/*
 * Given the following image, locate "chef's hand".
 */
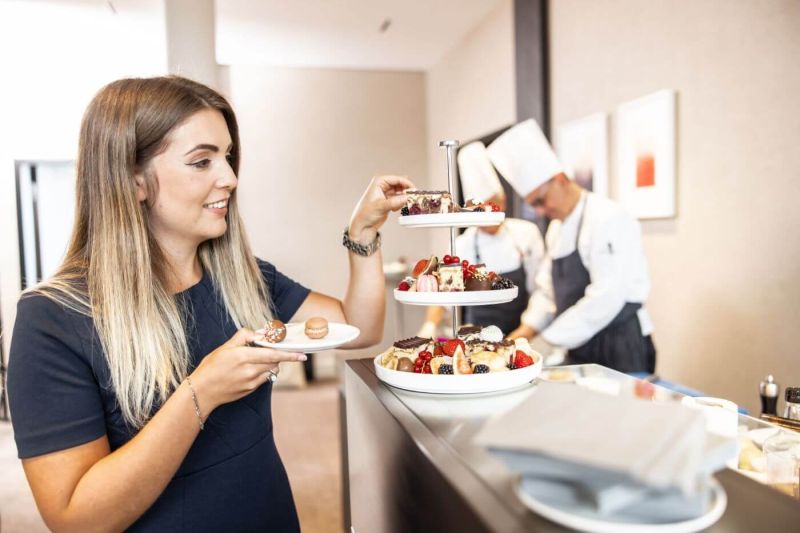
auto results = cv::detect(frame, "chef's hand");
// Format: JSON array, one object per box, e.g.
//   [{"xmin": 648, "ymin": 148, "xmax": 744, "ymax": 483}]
[
  {"xmin": 417, "ymin": 320, "xmax": 438, "ymax": 339},
  {"xmin": 348, "ymin": 175, "xmax": 415, "ymax": 243},
  {"xmin": 530, "ymin": 335, "xmax": 556, "ymax": 358},
  {"xmin": 507, "ymin": 324, "xmax": 537, "ymax": 340}
]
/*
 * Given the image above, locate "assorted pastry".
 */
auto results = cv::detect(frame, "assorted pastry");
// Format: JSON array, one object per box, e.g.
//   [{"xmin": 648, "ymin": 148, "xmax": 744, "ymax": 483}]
[
  {"xmin": 377, "ymin": 325, "xmax": 538, "ymax": 375},
  {"xmin": 304, "ymin": 316, "xmax": 329, "ymax": 339},
  {"xmin": 396, "ymin": 255, "xmax": 515, "ymax": 292},
  {"xmin": 259, "ymin": 316, "xmax": 330, "ymax": 343},
  {"xmin": 261, "ymin": 319, "xmax": 287, "ymax": 343},
  {"xmin": 400, "ymin": 189, "xmax": 501, "ymax": 216}
]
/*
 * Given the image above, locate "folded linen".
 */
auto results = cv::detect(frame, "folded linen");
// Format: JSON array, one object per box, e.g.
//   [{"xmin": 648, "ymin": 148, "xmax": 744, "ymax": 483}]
[{"xmin": 473, "ymin": 381, "xmax": 733, "ymax": 494}]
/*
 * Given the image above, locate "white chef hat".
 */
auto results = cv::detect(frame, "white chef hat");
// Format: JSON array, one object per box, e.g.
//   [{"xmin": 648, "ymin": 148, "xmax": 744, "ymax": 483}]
[
  {"xmin": 457, "ymin": 141, "xmax": 504, "ymax": 202},
  {"xmin": 487, "ymin": 119, "xmax": 564, "ymax": 197}
]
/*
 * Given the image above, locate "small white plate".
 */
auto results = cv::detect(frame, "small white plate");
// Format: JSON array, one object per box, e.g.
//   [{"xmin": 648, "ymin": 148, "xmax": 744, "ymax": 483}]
[
  {"xmin": 515, "ymin": 476, "xmax": 727, "ymax": 533},
  {"xmin": 393, "ymin": 287, "xmax": 518, "ymax": 306},
  {"xmin": 398, "ymin": 212, "xmax": 505, "ymax": 228},
  {"xmin": 374, "ymin": 352, "xmax": 542, "ymax": 395},
  {"xmin": 253, "ymin": 322, "xmax": 360, "ymax": 353}
]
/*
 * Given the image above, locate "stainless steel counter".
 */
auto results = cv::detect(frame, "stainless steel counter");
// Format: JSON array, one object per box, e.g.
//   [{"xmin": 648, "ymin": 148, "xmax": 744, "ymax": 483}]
[{"xmin": 343, "ymin": 359, "xmax": 800, "ymax": 532}]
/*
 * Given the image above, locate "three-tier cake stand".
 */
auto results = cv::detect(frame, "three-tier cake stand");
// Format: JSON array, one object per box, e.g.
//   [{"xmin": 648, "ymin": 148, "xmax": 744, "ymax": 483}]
[{"xmin": 393, "ymin": 139, "xmax": 518, "ymax": 338}]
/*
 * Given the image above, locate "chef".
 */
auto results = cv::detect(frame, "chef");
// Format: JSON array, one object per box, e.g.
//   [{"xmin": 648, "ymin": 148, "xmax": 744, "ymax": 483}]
[
  {"xmin": 489, "ymin": 119, "xmax": 656, "ymax": 373},
  {"xmin": 419, "ymin": 141, "xmax": 544, "ymax": 337}
]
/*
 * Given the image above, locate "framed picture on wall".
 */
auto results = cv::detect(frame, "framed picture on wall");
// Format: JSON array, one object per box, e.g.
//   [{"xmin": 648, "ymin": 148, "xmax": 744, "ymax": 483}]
[
  {"xmin": 555, "ymin": 112, "xmax": 609, "ymax": 197},
  {"xmin": 614, "ymin": 89, "xmax": 677, "ymax": 219}
]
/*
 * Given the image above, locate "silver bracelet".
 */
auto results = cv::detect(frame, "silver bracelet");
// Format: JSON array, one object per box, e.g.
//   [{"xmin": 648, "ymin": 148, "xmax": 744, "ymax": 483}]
[
  {"xmin": 342, "ymin": 227, "xmax": 381, "ymax": 256},
  {"xmin": 185, "ymin": 376, "xmax": 205, "ymax": 431}
]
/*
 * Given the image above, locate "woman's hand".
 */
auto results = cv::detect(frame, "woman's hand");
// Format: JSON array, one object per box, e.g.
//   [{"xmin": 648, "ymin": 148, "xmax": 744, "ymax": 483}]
[
  {"xmin": 189, "ymin": 328, "xmax": 306, "ymax": 416},
  {"xmin": 348, "ymin": 175, "xmax": 415, "ymax": 243}
]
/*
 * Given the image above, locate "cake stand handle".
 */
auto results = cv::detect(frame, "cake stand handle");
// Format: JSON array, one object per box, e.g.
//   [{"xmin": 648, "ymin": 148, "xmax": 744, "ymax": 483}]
[{"xmin": 440, "ymin": 139, "xmax": 460, "ymax": 338}]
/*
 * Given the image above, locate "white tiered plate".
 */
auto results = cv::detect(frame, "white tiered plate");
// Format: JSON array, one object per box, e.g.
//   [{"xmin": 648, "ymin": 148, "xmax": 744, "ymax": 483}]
[
  {"xmin": 393, "ymin": 287, "xmax": 518, "ymax": 306},
  {"xmin": 398, "ymin": 212, "xmax": 505, "ymax": 228},
  {"xmin": 515, "ymin": 476, "xmax": 727, "ymax": 533},
  {"xmin": 374, "ymin": 352, "xmax": 542, "ymax": 394},
  {"xmin": 253, "ymin": 322, "xmax": 360, "ymax": 353}
]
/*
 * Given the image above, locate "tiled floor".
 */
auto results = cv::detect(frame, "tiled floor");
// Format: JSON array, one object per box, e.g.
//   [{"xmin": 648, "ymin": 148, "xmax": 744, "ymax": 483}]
[{"xmin": 0, "ymin": 380, "xmax": 343, "ymax": 532}]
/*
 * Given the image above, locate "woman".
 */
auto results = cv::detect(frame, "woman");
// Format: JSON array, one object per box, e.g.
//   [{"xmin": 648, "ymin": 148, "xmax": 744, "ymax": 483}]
[{"xmin": 8, "ymin": 76, "xmax": 411, "ymax": 532}]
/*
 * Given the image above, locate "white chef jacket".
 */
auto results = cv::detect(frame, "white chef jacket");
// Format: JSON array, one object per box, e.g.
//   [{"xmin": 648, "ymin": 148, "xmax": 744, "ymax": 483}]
[
  {"xmin": 455, "ymin": 218, "xmax": 545, "ymax": 295},
  {"xmin": 520, "ymin": 191, "xmax": 654, "ymax": 349}
]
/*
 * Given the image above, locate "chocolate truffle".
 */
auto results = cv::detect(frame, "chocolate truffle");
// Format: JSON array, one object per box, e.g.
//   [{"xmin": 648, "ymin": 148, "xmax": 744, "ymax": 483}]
[
  {"xmin": 263, "ymin": 319, "xmax": 287, "ymax": 343},
  {"xmin": 465, "ymin": 275, "xmax": 492, "ymax": 291},
  {"xmin": 396, "ymin": 357, "xmax": 415, "ymax": 372}
]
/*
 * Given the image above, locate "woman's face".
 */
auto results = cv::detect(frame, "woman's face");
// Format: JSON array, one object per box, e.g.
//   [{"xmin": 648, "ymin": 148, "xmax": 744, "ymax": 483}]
[{"xmin": 137, "ymin": 109, "xmax": 237, "ymax": 252}]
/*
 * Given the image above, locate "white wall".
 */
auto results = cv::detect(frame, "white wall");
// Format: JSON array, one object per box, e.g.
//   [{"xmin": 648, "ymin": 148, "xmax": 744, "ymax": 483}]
[
  {"xmin": 549, "ymin": 0, "xmax": 800, "ymax": 414},
  {"xmin": 425, "ymin": 0, "xmax": 516, "ymax": 254},
  {"xmin": 0, "ymin": 0, "xmax": 167, "ymax": 355},
  {"xmin": 223, "ymin": 65, "xmax": 429, "ymax": 354}
]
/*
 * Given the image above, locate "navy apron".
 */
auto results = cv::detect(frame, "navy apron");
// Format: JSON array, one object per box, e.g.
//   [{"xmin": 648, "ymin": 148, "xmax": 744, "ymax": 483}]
[
  {"xmin": 552, "ymin": 197, "xmax": 656, "ymax": 373},
  {"xmin": 463, "ymin": 227, "xmax": 530, "ymax": 336}
]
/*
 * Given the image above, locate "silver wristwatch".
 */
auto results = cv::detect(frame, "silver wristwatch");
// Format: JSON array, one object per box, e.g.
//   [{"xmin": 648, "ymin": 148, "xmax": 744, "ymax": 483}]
[{"xmin": 342, "ymin": 227, "xmax": 381, "ymax": 256}]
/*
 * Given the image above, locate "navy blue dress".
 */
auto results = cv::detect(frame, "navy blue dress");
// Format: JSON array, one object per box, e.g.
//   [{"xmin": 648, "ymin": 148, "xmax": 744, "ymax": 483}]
[{"xmin": 8, "ymin": 260, "xmax": 310, "ymax": 532}]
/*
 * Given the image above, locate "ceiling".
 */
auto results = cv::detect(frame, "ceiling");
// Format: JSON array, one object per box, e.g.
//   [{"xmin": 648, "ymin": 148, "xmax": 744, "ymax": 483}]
[
  {"xmin": 214, "ymin": 0, "xmax": 506, "ymax": 71},
  {"xmin": 13, "ymin": 0, "xmax": 506, "ymax": 72}
]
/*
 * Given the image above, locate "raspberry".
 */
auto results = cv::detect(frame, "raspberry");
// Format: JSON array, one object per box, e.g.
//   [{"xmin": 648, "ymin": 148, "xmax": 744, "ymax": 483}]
[
  {"xmin": 473, "ymin": 364, "xmax": 490, "ymax": 374},
  {"xmin": 400, "ymin": 206, "xmax": 409, "ymax": 216},
  {"xmin": 442, "ymin": 339, "xmax": 465, "ymax": 356},
  {"xmin": 513, "ymin": 350, "xmax": 534, "ymax": 369},
  {"xmin": 409, "ymin": 204, "xmax": 422, "ymax": 215},
  {"xmin": 438, "ymin": 364, "xmax": 453, "ymax": 375},
  {"xmin": 398, "ymin": 281, "xmax": 411, "ymax": 291}
]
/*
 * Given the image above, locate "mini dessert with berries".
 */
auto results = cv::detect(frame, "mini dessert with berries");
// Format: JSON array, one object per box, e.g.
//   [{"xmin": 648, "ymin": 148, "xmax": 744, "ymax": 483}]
[
  {"xmin": 395, "ymin": 255, "xmax": 515, "ymax": 293},
  {"xmin": 377, "ymin": 328, "xmax": 539, "ymax": 378},
  {"xmin": 401, "ymin": 191, "xmax": 505, "ymax": 217},
  {"xmin": 403, "ymin": 190, "xmax": 454, "ymax": 215}
]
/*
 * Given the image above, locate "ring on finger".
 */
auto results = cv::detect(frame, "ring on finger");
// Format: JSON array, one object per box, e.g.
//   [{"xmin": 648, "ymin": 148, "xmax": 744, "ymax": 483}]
[{"xmin": 266, "ymin": 369, "xmax": 279, "ymax": 383}]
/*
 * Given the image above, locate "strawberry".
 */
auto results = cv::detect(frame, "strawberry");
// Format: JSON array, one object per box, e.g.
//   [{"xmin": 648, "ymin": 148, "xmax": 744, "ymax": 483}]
[
  {"xmin": 442, "ymin": 339, "xmax": 465, "ymax": 356},
  {"xmin": 513, "ymin": 350, "xmax": 534, "ymax": 369},
  {"xmin": 434, "ymin": 345, "xmax": 444, "ymax": 356}
]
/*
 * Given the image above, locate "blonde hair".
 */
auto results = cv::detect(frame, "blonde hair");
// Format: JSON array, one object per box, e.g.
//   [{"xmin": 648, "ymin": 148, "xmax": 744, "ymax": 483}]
[{"xmin": 29, "ymin": 76, "xmax": 271, "ymax": 428}]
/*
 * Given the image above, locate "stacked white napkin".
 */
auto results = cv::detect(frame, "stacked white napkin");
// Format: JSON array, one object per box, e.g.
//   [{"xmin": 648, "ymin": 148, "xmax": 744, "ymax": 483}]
[{"xmin": 473, "ymin": 381, "xmax": 736, "ymax": 518}]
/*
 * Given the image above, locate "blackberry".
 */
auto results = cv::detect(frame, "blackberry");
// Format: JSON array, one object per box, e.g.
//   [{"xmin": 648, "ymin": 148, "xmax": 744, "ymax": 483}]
[
  {"xmin": 400, "ymin": 206, "xmax": 409, "ymax": 216},
  {"xmin": 438, "ymin": 364, "xmax": 454, "ymax": 375},
  {"xmin": 492, "ymin": 276, "xmax": 514, "ymax": 290},
  {"xmin": 473, "ymin": 364, "xmax": 490, "ymax": 374}
]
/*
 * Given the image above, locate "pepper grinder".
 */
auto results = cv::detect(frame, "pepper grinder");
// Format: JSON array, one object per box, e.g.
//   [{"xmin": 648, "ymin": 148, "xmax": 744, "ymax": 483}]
[
  {"xmin": 760, "ymin": 375, "xmax": 779, "ymax": 416},
  {"xmin": 784, "ymin": 387, "xmax": 800, "ymax": 421}
]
